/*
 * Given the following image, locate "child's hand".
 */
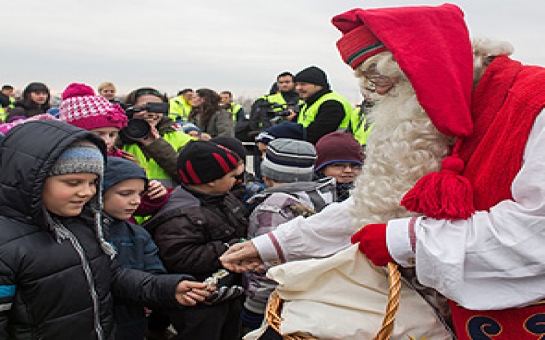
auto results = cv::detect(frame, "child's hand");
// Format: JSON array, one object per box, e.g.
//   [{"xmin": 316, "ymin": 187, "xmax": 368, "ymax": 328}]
[
  {"xmin": 175, "ymin": 281, "xmax": 211, "ymax": 306},
  {"xmin": 145, "ymin": 180, "xmax": 168, "ymax": 200}
]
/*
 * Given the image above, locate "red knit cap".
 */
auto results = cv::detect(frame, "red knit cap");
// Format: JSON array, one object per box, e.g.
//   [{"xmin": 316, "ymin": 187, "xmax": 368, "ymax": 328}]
[
  {"xmin": 59, "ymin": 83, "xmax": 128, "ymax": 131},
  {"xmin": 332, "ymin": 3, "xmax": 473, "ymax": 138},
  {"xmin": 333, "ymin": 10, "xmax": 387, "ymax": 69},
  {"xmin": 314, "ymin": 132, "xmax": 364, "ymax": 172}
]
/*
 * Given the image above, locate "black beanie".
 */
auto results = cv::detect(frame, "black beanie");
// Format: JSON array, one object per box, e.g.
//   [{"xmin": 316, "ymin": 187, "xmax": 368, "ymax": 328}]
[
  {"xmin": 294, "ymin": 66, "xmax": 330, "ymax": 89},
  {"xmin": 210, "ymin": 136, "xmax": 246, "ymax": 159},
  {"xmin": 177, "ymin": 140, "xmax": 241, "ymax": 184}
]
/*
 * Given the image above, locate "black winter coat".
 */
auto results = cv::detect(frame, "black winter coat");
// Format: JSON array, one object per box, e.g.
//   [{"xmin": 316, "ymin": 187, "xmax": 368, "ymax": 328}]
[
  {"xmin": 144, "ymin": 185, "xmax": 248, "ymax": 281},
  {"xmin": 0, "ymin": 121, "xmax": 188, "ymax": 340}
]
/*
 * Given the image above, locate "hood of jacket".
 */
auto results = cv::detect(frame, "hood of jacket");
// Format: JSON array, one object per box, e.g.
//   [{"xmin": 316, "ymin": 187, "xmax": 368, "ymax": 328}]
[
  {"xmin": 249, "ymin": 177, "xmax": 336, "ymax": 213},
  {"xmin": 0, "ymin": 120, "xmax": 107, "ymax": 227}
]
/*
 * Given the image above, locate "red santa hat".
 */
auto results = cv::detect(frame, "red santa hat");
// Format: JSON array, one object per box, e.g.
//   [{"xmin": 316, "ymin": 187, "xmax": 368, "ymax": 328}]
[{"xmin": 332, "ymin": 4, "xmax": 476, "ymax": 219}]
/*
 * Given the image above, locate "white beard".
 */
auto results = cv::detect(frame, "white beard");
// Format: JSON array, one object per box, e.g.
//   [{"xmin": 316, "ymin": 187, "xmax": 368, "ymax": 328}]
[{"xmin": 350, "ymin": 71, "xmax": 453, "ymax": 230}]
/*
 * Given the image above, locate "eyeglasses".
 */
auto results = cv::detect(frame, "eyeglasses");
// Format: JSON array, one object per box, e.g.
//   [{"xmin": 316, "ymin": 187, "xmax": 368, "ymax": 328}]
[
  {"xmin": 361, "ymin": 69, "xmax": 395, "ymax": 87},
  {"xmin": 136, "ymin": 89, "xmax": 163, "ymax": 98},
  {"xmin": 329, "ymin": 163, "xmax": 363, "ymax": 171}
]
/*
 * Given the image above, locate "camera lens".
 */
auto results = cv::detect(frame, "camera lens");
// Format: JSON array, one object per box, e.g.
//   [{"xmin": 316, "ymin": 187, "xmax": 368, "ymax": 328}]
[{"xmin": 121, "ymin": 119, "xmax": 151, "ymax": 140}]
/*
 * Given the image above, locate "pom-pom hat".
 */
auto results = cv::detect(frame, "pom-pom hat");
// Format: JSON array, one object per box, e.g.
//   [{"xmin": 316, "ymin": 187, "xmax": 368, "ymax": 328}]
[{"xmin": 59, "ymin": 83, "xmax": 128, "ymax": 131}]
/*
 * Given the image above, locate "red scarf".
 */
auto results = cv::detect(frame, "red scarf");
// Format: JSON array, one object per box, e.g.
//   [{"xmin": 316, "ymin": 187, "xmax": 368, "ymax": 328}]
[{"xmin": 450, "ymin": 56, "xmax": 545, "ymax": 339}]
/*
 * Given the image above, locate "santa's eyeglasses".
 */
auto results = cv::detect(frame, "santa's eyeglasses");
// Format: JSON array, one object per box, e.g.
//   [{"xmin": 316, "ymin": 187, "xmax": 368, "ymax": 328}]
[{"xmin": 361, "ymin": 69, "xmax": 396, "ymax": 87}]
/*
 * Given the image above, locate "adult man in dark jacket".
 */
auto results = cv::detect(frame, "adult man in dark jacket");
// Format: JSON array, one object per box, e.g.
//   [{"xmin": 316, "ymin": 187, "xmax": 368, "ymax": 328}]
[
  {"xmin": 0, "ymin": 120, "xmax": 209, "ymax": 340},
  {"xmin": 248, "ymin": 72, "xmax": 302, "ymax": 134},
  {"xmin": 294, "ymin": 66, "xmax": 353, "ymax": 144}
]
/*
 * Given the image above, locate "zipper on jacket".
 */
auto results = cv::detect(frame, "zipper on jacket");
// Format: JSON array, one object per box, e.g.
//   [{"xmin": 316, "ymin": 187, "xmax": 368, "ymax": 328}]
[{"xmin": 59, "ymin": 224, "xmax": 105, "ymax": 340}]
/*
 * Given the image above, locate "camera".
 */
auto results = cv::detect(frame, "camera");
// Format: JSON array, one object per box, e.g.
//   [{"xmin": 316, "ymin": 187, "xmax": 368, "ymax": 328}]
[
  {"xmin": 264, "ymin": 103, "xmax": 301, "ymax": 124},
  {"xmin": 120, "ymin": 119, "xmax": 151, "ymax": 141},
  {"xmin": 124, "ymin": 102, "xmax": 170, "ymax": 118},
  {"xmin": 121, "ymin": 102, "xmax": 170, "ymax": 141},
  {"xmin": 259, "ymin": 102, "xmax": 302, "ymax": 124}
]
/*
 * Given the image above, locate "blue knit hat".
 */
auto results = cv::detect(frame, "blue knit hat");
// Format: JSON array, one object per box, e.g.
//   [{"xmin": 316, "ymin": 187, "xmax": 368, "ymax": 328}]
[
  {"xmin": 103, "ymin": 157, "xmax": 148, "ymax": 193},
  {"xmin": 182, "ymin": 122, "xmax": 202, "ymax": 135},
  {"xmin": 255, "ymin": 122, "xmax": 306, "ymax": 145}
]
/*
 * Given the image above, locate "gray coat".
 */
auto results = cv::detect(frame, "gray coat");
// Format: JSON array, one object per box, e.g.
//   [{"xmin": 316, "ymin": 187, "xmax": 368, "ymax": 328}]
[{"xmin": 190, "ymin": 109, "xmax": 234, "ymax": 138}]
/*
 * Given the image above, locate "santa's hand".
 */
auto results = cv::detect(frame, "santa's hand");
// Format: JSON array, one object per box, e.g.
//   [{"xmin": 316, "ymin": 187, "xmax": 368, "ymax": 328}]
[
  {"xmin": 351, "ymin": 223, "xmax": 394, "ymax": 266},
  {"xmin": 219, "ymin": 241, "xmax": 265, "ymax": 273}
]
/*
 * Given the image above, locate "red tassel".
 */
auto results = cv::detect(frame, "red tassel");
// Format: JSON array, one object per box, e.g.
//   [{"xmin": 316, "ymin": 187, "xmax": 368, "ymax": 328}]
[{"xmin": 401, "ymin": 141, "xmax": 475, "ymax": 220}]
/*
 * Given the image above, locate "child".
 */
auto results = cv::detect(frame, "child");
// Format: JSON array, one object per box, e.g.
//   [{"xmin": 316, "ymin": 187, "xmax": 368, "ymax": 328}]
[
  {"xmin": 241, "ymin": 138, "xmax": 337, "ymax": 332},
  {"xmin": 314, "ymin": 131, "xmax": 364, "ymax": 201},
  {"xmin": 102, "ymin": 157, "xmax": 168, "ymax": 340},
  {"xmin": 253, "ymin": 121, "xmax": 306, "ymax": 181},
  {"xmin": 0, "ymin": 120, "xmax": 210, "ymax": 340},
  {"xmin": 210, "ymin": 135, "xmax": 265, "ymax": 212},
  {"xmin": 254, "ymin": 121, "xmax": 306, "ymax": 158},
  {"xmin": 59, "ymin": 82, "xmax": 170, "ymax": 222},
  {"xmin": 144, "ymin": 140, "xmax": 248, "ymax": 340}
]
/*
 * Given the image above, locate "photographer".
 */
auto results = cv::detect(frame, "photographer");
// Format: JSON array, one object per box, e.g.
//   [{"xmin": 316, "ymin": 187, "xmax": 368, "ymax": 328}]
[
  {"xmin": 248, "ymin": 72, "xmax": 303, "ymax": 134},
  {"xmin": 248, "ymin": 72, "xmax": 303, "ymax": 180},
  {"xmin": 116, "ymin": 87, "xmax": 193, "ymax": 189}
]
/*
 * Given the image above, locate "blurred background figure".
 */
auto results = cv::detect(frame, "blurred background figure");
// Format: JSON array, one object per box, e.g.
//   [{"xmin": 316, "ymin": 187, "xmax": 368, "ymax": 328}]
[
  {"xmin": 188, "ymin": 88, "xmax": 233, "ymax": 138},
  {"xmin": 98, "ymin": 81, "xmax": 124, "ymax": 107},
  {"xmin": 220, "ymin": 90, "xmax": 246, "ymax": 123},
  {"xmin": 169, "ymin": 88, "xmax": 193, "ymax": 123},
  {"xmin": 13, "ymin": 82, "xmax": 51, "ymax": 117}
]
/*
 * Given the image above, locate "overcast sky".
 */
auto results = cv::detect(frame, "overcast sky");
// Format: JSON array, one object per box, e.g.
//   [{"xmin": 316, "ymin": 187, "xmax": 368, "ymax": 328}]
[{"xmin": 3, "ymin": 1, "xmax": 544, "ymax": 103}]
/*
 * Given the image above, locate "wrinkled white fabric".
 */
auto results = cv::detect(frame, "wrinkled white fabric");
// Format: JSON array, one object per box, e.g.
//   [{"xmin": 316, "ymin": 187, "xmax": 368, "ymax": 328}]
[{"xmin": 387, "ymin": 111, "xmax": 545, "ymax": 309}]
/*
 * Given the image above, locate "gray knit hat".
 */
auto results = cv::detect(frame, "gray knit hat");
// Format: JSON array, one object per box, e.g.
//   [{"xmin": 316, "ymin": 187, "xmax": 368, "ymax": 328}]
[
  {"xmin": 49, "ymin": 144, "xmax": 104, "ymax": 177},
  {"xmin": 48, "ymin": 142, "xmax": 115, "ymax": 259},
  {"xmin": 261, "ymin": 138, "xmax": 316, "ymax": 182}
]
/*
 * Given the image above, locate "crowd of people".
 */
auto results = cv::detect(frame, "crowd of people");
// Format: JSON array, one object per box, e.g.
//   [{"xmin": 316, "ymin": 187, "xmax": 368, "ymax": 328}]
[
  {"xmin": 1, "ymin": 3, "xmax": 545, "ymax": 340},
  {"xmin": 0, "ymin": 60, "xmax": 365, "ymax": 339}
]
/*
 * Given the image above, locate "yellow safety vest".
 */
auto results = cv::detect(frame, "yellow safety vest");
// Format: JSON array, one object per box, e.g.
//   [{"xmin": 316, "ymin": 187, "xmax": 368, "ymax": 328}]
[
  {"xmin": 350, "ymin": 106, "xmax": 374, "ymax": 145},
  {"xmin": 122, "ymin": 131, "xmax": 192, "ymax": 189},
  {"xmin": 0, "ymin": 97, "xmax": 15, "ymax": 121},
  {"xmin": 228, "ymin": 102, "xmax": 243, "ymax": 121},
  {"xmin": 297, "ymin": 92, "xmax": 352, "ymax": 129},
  {"xmin": 169, "ymin": 96, "xmax": 192, "ymax": 122}
]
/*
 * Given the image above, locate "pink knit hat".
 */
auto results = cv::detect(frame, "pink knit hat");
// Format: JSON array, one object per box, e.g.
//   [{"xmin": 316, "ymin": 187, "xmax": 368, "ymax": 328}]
[{"xmin": 59, "ymin": 83, "xmax": 128, "ymax": 131}]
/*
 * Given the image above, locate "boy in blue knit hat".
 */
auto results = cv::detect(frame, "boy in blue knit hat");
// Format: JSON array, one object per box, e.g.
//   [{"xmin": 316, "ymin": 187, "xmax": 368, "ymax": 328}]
[{"xmin": 102, "ymin": 156, "xmax": 170, "ymax": 340}]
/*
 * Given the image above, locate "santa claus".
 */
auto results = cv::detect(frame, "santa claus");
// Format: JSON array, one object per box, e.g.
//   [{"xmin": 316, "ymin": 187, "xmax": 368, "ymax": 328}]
[{"xmin": 221, "ymin": 4, "xmax": 545, "ymax": 339}]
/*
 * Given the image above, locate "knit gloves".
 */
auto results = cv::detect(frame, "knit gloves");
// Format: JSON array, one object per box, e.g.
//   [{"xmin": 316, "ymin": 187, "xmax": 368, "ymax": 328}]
[
  {"xmin": 205, "ymin": 285, "xmax": 244, "ymax": 304},
  {"xmin": 351, "ymin": 223, "xmax": 394, "ymax": 266}
]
